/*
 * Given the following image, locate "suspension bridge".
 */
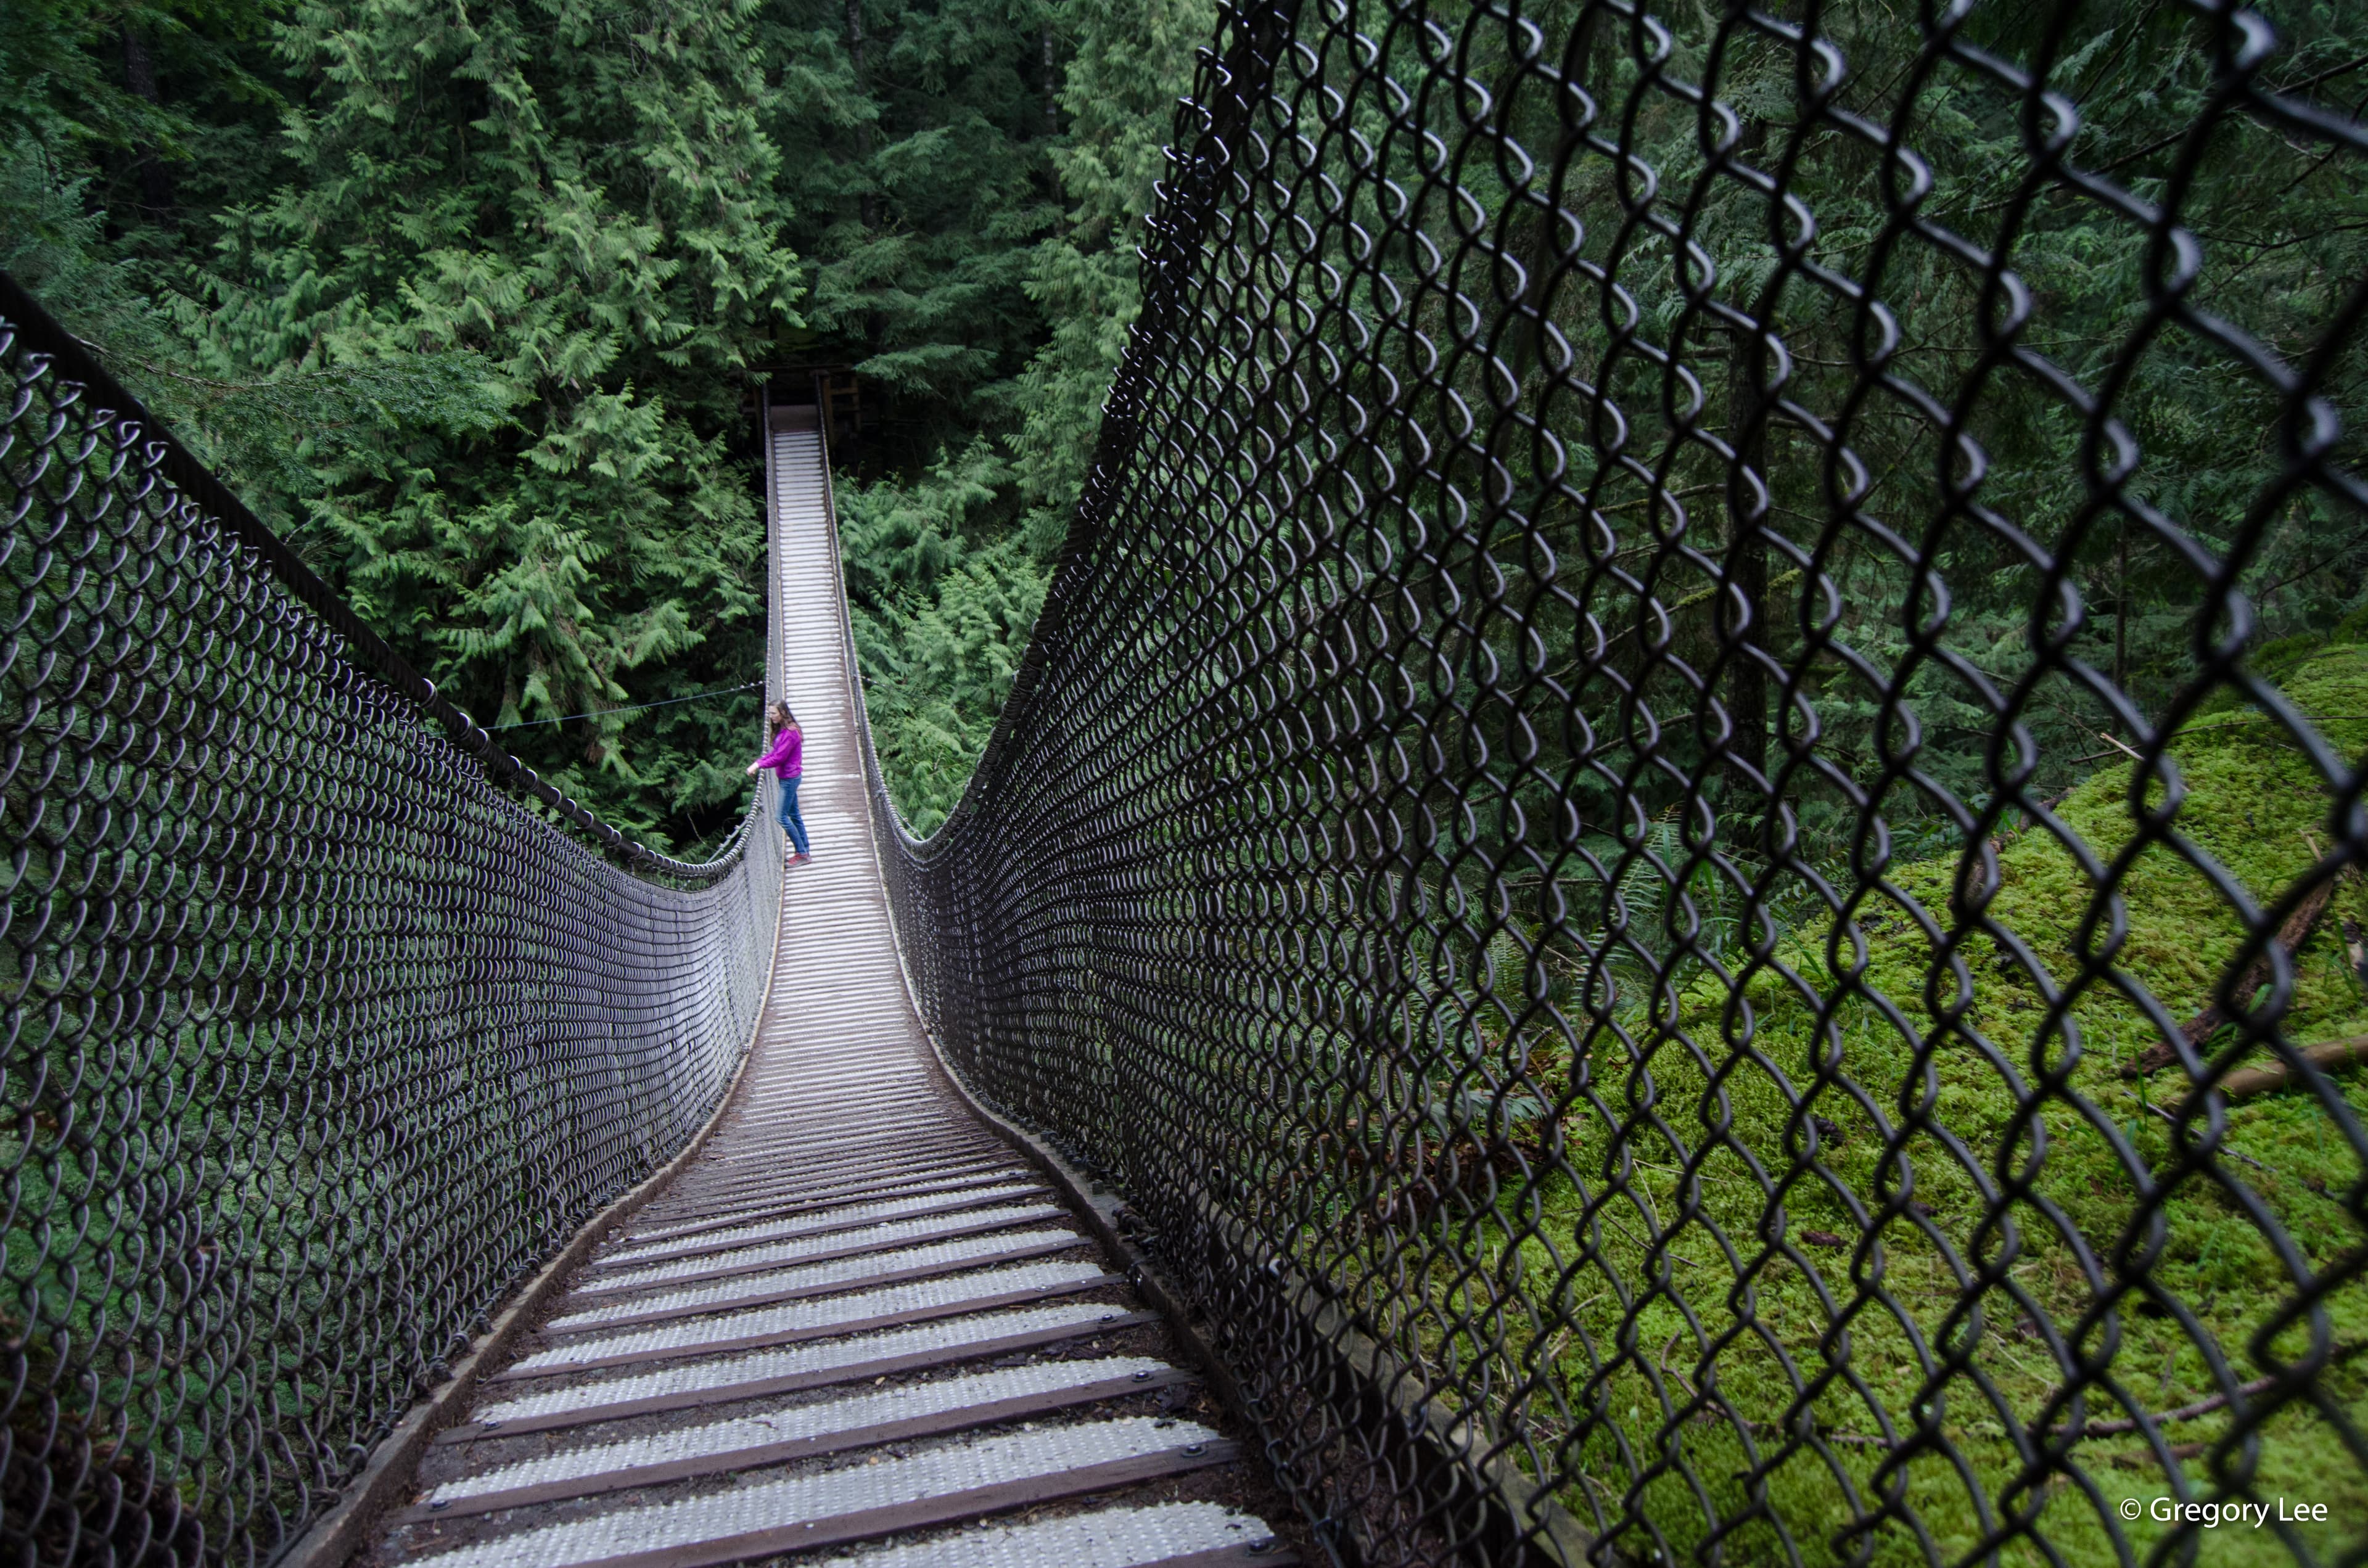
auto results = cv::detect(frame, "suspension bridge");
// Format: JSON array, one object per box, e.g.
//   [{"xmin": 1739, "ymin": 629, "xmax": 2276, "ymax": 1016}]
[
  {"xmin": 327, "ymin": 406, "xmax": 1293, "ymax": 1567},
  {"xmin": 5, "ymin": 1, "xmax": 2367, "ymax": 1565}
]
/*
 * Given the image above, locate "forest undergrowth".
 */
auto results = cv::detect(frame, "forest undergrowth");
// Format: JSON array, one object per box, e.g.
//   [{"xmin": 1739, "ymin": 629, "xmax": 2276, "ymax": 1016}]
[{"xmin": 1370, "ymin": 633, "xmax": 2368, "ymax": 1566}]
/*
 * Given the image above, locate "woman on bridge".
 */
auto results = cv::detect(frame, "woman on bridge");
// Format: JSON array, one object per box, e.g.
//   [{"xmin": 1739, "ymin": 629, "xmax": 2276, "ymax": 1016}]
[{"xmin": 746, "ymin": 701, "xmax": 811, "ymax": 864}]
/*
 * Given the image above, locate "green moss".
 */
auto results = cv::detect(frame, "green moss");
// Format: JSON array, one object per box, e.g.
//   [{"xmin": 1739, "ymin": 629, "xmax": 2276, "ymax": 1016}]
[{"xmin": 1418, "ymin": 641, "xmax": 2368, "ymax": 1566}]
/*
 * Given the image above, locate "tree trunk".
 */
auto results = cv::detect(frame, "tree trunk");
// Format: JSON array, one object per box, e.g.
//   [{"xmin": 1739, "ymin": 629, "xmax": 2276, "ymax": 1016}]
[
  {"xmin": 847, "ymin": 0, "xmax": 875, "ymax": 229},
  {"xmin": 1043, "ymin": 27, "xmax": 1059, "ymax": 139},
  {"xmin": 1722, "ymin": 117, "xmax": 1774, "ymax": 792},
  {"xmin": 1505, "ymin": 9, "xmax": 1601, "ymax": 388},
  {"xmin": 121, "ymin": 31, "xmax": 177, "ymax": 222}
]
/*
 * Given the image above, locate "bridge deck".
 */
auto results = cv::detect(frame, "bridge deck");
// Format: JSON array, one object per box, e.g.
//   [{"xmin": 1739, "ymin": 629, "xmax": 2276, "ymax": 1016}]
[{"xmin": 364, "ymin": 415, "xmax": 1293, "ymax": 1568}]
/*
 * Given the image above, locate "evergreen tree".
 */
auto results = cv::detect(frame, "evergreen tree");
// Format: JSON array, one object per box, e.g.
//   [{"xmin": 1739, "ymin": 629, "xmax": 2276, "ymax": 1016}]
[
  {"xmin": 187, "ymin": 0, "xmax": 804, "ymax": 845},
  {"xmin": 839, "ymin": 441, "xmax": 1045, "ymax": 831},
  {"xmin": 0, "ymin": 0, "xmax": 1214, "ymax": 843},
  {"xmin": 1, "ymin": 0, "xmax": 508, "ymax": 515},
  {"xmin": 10, "ymin": 0, "xmax": 2358, "ymax": 862},
  {"xmin": 1008, "ymin": 0, "xmax": 1212, "ymax": 555},
  {"xmin": 757, "ymin": 0, "xmax": 1063, "ymax": 452},
  {"xmin": 4, "ymin": 0, "xmax": 805, "ymax": 851},
  {"xmin": 800, "ymin": 0, "xmax": 1211, "ymax": 827}
]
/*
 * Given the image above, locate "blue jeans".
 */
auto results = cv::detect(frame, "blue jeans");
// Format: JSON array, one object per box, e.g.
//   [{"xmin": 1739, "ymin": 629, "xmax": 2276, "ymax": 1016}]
[{"xmin": 777, "ymin": 776, "xmax": 810, "ymax": 856}]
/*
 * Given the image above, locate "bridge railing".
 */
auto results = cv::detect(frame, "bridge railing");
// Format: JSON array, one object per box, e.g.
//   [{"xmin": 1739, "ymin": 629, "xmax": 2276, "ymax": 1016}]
[
  {"xmin": 864, "ymin": 1, "xmax": 2368, "ymax": 1564},
  {"xmin": 0, "ymin": 276, "xmax": 783, "ymax": 1567}
]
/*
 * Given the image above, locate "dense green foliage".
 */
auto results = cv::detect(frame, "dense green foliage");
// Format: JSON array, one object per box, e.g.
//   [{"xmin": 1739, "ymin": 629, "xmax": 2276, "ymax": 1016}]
[
  {"xmin": 1319, "ymin": 0, "xmax": 2368, "ymax": 876},
  {"xmin": 0, "ymin": 0, "xmax": 1203, "ymax": 843},
  {"xmin": 757, "ymin": 0, "xmax": 1211, "ymax": 831},
  {"xmin": 6, "ymin": 0, "xmax": 800, "ymax": 848},
  {"xmin": 7, "ymin": 0, "xmax": 2358, "ymax": 843}
]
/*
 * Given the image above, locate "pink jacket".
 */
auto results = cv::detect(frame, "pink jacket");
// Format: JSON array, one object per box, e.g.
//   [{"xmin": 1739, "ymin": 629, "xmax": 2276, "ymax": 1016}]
[{"xmin": 754, "ymin": 726, "xmax": 804, "ymax": 779}]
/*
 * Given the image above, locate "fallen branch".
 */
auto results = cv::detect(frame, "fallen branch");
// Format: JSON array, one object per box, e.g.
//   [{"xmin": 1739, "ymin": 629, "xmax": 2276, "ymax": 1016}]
[
  {"xmin": 2213, "ymin": 1033, "xmax": 2368, "ymax": 1100},
  {"xmin": 2129, "ymin": 880, "xmax": 2333, "ymax": 1076},
  {"xmin": 2050, "ymin": 1377, "xmax": 2277, "ymax": 1439},
  {"xmin": 2048, "ymin": 1342, "xmax": 2362, "ymax": 1439}
]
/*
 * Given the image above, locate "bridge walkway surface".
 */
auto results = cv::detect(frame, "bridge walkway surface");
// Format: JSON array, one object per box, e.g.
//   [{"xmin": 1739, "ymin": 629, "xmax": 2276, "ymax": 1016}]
[{"xmin": 361, "ymin": 411, "xmax": 1297, "ymax": 1568}]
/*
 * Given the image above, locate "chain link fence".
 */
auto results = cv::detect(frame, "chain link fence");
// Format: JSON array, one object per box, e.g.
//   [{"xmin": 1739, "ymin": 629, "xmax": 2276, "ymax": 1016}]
[
  {"xmin": 870, "ymin": 0, "xmax": 2368, "ymax": 1562},
  {"xmin": 0, "ymin": 276, "xmax": 782, "ymax": 1567}
]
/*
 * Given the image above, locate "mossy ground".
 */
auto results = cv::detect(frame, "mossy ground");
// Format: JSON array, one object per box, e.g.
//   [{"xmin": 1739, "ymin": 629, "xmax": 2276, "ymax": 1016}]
[{"xmin": 1374, "ymin": 642, "xmax": 2368, "ymax": 1566}]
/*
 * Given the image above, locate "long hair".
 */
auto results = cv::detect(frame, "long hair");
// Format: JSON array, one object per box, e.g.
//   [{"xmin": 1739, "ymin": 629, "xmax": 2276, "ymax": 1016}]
[{"xmin": 768, "ymin": 700, "xmax": 798, "ymax": 735}]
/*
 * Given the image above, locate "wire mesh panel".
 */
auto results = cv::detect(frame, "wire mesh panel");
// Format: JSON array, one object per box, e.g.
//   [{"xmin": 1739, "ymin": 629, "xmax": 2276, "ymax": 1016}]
[
  {"xmin": 868, "ymin": 0, "xmax": 2368, "ymax": 1562},
  {"xmin": 0, "ymin": 279, "xmax": 783, "ymax": 1567}
]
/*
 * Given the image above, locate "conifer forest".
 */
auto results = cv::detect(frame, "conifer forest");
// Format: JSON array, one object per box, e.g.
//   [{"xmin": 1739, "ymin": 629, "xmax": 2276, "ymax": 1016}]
[
  {"xmin": 2, "ymin": 0, "xmax": 1211, "ymax": 846},
  {"xmin": 4, "ymin": 0, "xmax": 2362, "ymax": 853},
  {"xmin": 6, "ymin": 0, "xmax": 2368, "ymax": 1556}
]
